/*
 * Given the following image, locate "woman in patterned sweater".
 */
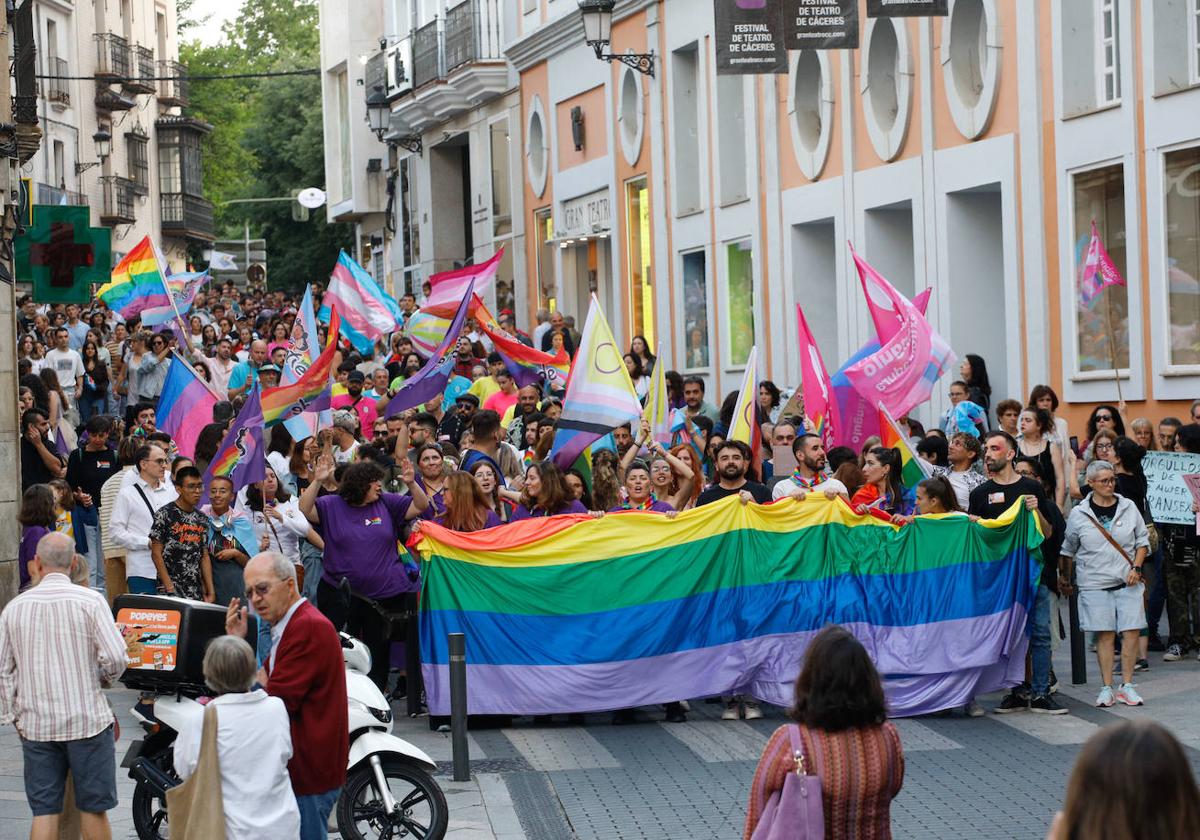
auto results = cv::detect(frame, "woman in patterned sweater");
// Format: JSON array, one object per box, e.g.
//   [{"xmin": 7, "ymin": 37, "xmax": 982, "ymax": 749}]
[{"xmin": 743, "ymin": 626, "xmax": 905, "ymax": 839}]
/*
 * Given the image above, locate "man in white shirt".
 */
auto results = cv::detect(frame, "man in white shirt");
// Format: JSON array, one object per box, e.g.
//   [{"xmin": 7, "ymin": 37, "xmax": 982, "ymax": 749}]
[
  {"xmin": 330, "ymin": 410, "xmax": 360, "ymax": 464},
  {"xmin": 44, "ymin": 327, "xmax": 84, "ymax": 412},
  {"xmin": 198, "ymin": 337, "xmax": 237, "ymax": 398},
  {"xmin": 107, "ymin": 443, "xmax": 178, "ymax": 593},
  {"xmin": 0, "ymin": 532, "xmax": 129, "ymax": 839},
  {"xmin": 772, "ymin": 434, "xmax": 849, "ymax": 501}
]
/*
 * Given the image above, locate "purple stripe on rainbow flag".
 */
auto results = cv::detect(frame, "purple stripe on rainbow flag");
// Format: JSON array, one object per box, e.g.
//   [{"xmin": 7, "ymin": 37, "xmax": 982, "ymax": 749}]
[{"xmin": 422, "ymin": 609, "xmax": 1030, "ymax": 718}]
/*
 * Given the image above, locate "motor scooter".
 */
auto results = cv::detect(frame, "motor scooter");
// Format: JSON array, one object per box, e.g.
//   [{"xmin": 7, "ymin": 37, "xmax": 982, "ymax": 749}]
[{"xmin": 123, "ymin": 632, "xmax": 447, "ymax": 839}]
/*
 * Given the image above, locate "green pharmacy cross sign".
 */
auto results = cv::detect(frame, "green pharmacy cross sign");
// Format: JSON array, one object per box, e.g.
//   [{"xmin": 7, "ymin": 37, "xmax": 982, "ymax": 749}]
[{"xmin": 15, "ymin": 205, "xmax": 112, "ymax": 304}]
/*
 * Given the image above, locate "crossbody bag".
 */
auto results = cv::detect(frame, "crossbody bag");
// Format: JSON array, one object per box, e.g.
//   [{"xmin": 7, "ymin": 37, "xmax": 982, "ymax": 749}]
[{"xmin": 1083, "ymin": 511, "xmax": 1137, "ymax": 591}]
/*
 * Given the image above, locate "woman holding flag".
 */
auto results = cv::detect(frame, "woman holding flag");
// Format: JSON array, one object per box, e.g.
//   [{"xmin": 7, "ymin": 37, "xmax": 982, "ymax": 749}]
[{"xmin": 851, "ymin": 448, "xmax": 916, "ymax": 519}]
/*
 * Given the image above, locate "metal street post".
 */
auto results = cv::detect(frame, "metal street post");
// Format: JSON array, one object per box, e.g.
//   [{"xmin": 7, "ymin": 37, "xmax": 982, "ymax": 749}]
[{"xmin": 448, "ymin": 632, "xmax": 469, "ymax": 781}]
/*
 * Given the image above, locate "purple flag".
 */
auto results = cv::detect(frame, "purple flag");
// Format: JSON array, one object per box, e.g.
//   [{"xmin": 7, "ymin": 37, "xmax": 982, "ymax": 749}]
[
  {"xmin": 385, "ymin": 281, "xmax": 473, "ymax": 417},
  {"xmin": 200, "ymin": 386, "xmax": 265, "ymax": 504}
]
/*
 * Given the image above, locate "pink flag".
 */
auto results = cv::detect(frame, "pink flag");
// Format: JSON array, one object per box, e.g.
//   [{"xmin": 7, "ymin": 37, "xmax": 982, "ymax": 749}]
[
  {"xmin": 1079, "ymin": 220, "xmax": 1126, "ymax": 307},
  {"xmin": 843, "ymin": 255, "xmax": 956, "ymax": 418},
  {"xmin": 795, "ymin": 304, "xmax": 839, "ymax": 451},
  {"xmin": 852, "ymin": 242, "xmax": 932, "ymax": 342},
  {"xmin": 422, "ymin": 249, "xmax": 503, "ymax": 319}
]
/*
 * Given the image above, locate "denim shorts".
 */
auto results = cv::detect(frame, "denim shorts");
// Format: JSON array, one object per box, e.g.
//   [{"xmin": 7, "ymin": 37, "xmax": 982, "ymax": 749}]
[{"xmin": 21, "ymin": 725, "xmax": 118, "ymax": 816}]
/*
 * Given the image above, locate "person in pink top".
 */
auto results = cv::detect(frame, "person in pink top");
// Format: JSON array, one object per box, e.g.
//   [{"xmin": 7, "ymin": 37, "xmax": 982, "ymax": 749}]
[
  {"xmin": 483, "ymin": 369, "xmax": 519, "ymax": 422},
  {"xmin": 331, "ymin": 370, "xmax": 379, "ymax": 440}
]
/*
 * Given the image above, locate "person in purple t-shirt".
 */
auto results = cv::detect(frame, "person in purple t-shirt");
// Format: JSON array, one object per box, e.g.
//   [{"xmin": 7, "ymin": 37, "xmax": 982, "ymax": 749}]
[
  {"xmin": 607, "ymin": 461, "xmax": 676, "ymax": 514},
  {"xmin": 510, "ymin": 461, "xmax": 590, "ymax": 521},
  {"xmin": 299, "ymin": 455, "xmax": 428, "ymax": 690}
]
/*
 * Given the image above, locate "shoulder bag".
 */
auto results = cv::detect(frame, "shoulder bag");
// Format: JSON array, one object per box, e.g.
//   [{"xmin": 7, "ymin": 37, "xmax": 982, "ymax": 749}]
[
  {"xmin": 165, "ymin": 703, "xmax": 226, "ymax": 839},
  {"xmin": 1083, "ymin": 508, "xmax": 1138, "ymax": 591},
  {"xmin": 751, "ymin": 724, "xmax": 824, "ymax": 840}
]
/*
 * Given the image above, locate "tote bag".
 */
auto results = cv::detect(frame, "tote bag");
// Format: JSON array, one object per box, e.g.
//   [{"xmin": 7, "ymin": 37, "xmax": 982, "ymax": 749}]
[
  {"xmin": 750, "ymin": 724, "xmax": 825, "ymax": 840},
  {"xmin": 165, "ymin": 704, "xmax": 227, "ymax": 840}
]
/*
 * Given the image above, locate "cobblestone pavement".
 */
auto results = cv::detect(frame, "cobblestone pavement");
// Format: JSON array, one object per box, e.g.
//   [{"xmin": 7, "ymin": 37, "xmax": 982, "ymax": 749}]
[{"xmin": 1, "ymin": 647, "xmax": 1198, "ymax": 839}]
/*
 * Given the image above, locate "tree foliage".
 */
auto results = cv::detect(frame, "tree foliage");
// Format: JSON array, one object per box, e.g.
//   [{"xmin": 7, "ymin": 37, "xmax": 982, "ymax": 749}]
[{"xmin": 179, "ymin": 0, "xmax": 353, "ymax": 289}]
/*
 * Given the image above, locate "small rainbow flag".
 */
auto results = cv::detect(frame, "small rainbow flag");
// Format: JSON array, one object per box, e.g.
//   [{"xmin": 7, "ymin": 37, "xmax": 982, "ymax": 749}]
[
  {"xmin": 878, "ymin": 402, "xmax": 931, "ymax": 491},
  {"xmin": 642, "ymin": 345, "xmax": 670, "ymax": 445},
  {"xmin": 97, "ymin": 236, "xmax": 170, "ymax": 320},
  {"xmin": 727, "ymin": 346, "xmax": 760, "ymax": 464},
  {"xmin": 261, "ymin": 308, "xmax": 341, "ymax": 427},
  {"xmin": 477, "ymin": 317, "xmax": 570, "ymax": 391},
  {"xmin": 200, "ymin": 386, "xmax": 265, "ymax": 503}
]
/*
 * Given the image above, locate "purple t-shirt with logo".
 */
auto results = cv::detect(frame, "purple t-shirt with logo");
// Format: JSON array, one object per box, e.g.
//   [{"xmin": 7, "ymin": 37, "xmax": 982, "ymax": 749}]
[
  {"xmin": 607, "ymin": 500, "xmax": 675, "ymax": 514},
  {"xmin": 315, "ymin": 492, "xmax": 414, "ymax": 598}
]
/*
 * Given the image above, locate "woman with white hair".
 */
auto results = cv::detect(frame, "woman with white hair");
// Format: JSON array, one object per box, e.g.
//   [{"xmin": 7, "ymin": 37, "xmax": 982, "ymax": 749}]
[
  {"xmin": 173, "ymin": 635, "xmax": 300, "ymax": 839},
  {"xmin": 1059, "ymin": 459, "xmax": 1151, "ymax": 709}
]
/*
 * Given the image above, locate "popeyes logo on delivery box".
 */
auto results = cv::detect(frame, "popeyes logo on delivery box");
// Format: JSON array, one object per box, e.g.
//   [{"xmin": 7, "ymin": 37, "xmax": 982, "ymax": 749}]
[{"xmin": 116, "ymin": 608, "xmax": 181, "ymax": 671}]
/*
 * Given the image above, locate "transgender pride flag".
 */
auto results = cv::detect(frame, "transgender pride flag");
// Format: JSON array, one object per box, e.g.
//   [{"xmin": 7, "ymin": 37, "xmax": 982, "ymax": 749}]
[{"xmin": 319, "ymin": 250, "xmax": 402, "ymax": 355}]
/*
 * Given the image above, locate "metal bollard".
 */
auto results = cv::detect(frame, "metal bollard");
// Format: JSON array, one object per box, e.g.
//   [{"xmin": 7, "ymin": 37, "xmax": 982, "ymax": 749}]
[
  {"xmin": 1068, "ymin": 590, "xmax": 1087, "ymax": 685},
  {"xmin": 448, "ymin": 632, "xmax": 470, "ymax": 781}
]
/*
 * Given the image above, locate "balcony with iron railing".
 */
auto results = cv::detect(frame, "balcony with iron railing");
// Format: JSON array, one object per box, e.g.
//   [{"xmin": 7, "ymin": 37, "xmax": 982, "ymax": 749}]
[
  {"xmin": 125, "ymin": 45, "xmax": 156, "ymax": 94},
  {"xmin": 387, "ymin": 0, "xmax": 508, "ymax": 137},
  {"xmin": 36, "ymin": 182, "xmax": 85, "ymax": 206},
  {"xmin": 94, "ymin": 33, "xmax": 130, "ymax": 79},
  {"xmin": 95, "ymin": 82, "xmax": 136, "ymax": 112},
  {"xmin": 161, "ymin": 193, "xmax": 215, "ymax": 242},
  {"xmin": 45, "ymin": 57, "xmax": 69, "ymax": 106},
  {"xmin": 412, "ymin": 19, "xmax": 443, "ymax": 89},
  {"xmin": 157, "ymin": 60, "xmax": 188, "ymax": 107},
  {"xmin": 444, "ymin": 0, "xmax": 503, "ymax": 73},
  {"xmin": 99, "ymin": 175, "xmax": 136, "ymax": 225}
]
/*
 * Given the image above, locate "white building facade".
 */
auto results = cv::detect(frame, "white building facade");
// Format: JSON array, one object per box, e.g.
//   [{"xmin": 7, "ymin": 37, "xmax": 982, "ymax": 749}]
[
  {"xmin": 25, "ymin": 0, "xmax": 212, "ymax": 270},
  {"xmin": 319, "ymin": 0, "xmax": 525, "ymax": 314}
]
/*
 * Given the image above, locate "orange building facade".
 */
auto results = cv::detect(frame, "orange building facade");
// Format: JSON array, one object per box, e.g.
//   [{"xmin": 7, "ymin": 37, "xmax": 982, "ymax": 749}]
[{"xmin": 503, "ymin": 0, "xmax": 1200, "ymax": 432}]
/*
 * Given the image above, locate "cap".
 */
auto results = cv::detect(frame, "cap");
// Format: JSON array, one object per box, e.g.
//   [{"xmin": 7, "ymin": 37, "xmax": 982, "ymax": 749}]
[
  {"xmin": 455, "ymin": 393, "xmax": 480, "ymax": 407},
  {"xmin": 259, "ymin": 363, "xmax": 281, "ymax": 375},
  {"xmin": 347, "ymin": 370, "xmax": 366, "ymax": 383}
]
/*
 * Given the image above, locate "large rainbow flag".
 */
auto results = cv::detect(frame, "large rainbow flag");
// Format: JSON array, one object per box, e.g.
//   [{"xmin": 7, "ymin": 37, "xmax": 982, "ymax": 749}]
[
  {"xmin": 412, "ymin": 496, "xmax": 1042, "ymax": 717},
  {"xmin": 97, "ymin": 236, "xmax": 170, "ymax": 320}
]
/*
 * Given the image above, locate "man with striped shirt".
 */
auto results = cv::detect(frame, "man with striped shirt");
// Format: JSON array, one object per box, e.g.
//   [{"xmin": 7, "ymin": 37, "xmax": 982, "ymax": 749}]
[{"xmin": 0, "ymin": 532, "xmax": 130, "ymax": 838}]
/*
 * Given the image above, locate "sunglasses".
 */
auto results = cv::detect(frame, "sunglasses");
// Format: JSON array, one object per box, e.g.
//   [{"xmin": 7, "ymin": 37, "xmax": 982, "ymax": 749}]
[
  {"xmin": 245, "ymin": 579, "xmax": 284, "ymax": 600},
  {"xmin": 1095, "ymin": 414, "xmax": 1113, "ymax": 421}
]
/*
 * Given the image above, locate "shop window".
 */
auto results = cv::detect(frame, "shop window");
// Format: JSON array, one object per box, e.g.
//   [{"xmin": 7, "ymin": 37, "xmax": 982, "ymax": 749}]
[
  {"xmin": 725, "ymin": 239, "xmax": 755, "ymax": 366},
  {"xmin": 1165, "ymin": 146, "xmax": 1200, "ymax": 367},
  {"xmin": 681, "ymin": 249, "xmax": 709, "ymax": 369},
  {"xmin": 1072, "ymin": 164, "xmax": 1129, "ymax": 373},
  {"xmin": 625, "ymin": 177, "xmax": 654, "ymax": 347}
]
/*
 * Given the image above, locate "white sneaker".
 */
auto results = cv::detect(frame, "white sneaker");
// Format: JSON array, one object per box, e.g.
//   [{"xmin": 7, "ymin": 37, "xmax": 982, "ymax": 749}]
[
  {"xmin": 1116, "ymin": 683, "xmax": 1145, "ymax": 706},
  {"xmin": 964, "ymin": 699, "xmax": 985, "ymax": 718},
  {"xmin": 1095, "ymin": 685, "xmax": 1115, "ymax": 707},
  {"xmin": 721, "ymin": 700, "xmax": 741, "ymax": 721},
  {"xmin": 743, "ymin": 701, "xmax": 763, "ymax": 720}
]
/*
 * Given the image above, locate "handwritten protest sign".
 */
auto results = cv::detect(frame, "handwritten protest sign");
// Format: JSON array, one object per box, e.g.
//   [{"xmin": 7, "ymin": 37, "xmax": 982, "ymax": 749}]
[{"xmin": 1143, "ymin": 451, "xmax": 1200, "ymax": 526}]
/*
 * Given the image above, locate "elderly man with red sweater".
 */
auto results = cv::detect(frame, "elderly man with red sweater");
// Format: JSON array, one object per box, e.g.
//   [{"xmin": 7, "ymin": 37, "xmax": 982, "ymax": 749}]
[{"xmin": 227, "ymin": 552, "xmax": 348, "ymax": 840}]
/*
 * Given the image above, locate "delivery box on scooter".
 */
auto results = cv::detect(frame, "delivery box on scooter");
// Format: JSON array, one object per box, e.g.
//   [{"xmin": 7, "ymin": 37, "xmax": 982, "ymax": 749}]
[{"xmin": 113, "ymin": 594, "xmax": 254, "ymax": 694}]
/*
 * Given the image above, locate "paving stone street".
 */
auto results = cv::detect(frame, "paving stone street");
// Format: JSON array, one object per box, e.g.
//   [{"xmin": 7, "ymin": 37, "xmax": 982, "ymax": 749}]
[{"xmin": 1, "ymin": 645, "xmax": 1198, "ymax": 839}]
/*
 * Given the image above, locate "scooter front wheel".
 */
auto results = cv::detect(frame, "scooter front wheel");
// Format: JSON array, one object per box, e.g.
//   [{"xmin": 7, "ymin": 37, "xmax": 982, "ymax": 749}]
[{"xmin": 336, "ymin": 756, "xmax": 448, "ymax": 840}]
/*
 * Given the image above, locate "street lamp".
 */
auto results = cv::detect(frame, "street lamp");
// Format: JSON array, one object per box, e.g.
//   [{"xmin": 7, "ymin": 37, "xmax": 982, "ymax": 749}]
[
  {"xmin": 74, "ymin": 128, "xmax": 112, "ymax": 174},
  {"xmin": 578, "ymin": 0, "xmax": 655, "ymax": 77},
  {"xmin": 366, "ymin": 85, "xmax": 389, "ymax": 140}
]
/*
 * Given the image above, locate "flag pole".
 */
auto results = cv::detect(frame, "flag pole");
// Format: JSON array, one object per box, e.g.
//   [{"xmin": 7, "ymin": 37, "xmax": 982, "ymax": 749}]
[{"xmin": 1102, "ymin": 290, "xmax": 1125, "ymax": 410}]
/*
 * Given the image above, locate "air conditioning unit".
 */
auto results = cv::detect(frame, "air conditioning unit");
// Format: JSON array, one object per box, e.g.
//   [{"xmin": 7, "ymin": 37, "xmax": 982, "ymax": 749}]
[{"xmin": 386, "ymin": 41, "xmax": 412, "ymax": 98}]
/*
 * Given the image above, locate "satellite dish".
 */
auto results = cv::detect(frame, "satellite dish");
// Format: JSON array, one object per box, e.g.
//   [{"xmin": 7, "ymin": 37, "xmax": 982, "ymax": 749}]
[{"xmin": 297, "ymin": 188, "xmax": 327, "ymax": 209}]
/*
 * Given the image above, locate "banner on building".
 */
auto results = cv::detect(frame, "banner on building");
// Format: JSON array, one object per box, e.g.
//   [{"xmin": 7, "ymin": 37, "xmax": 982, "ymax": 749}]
[
  {"xmin": 714, "ymin": 0, "xmax": 788, "ymax": 75},
  {"xmin": 866, "ymin": 0, "xmax": 948, "ymax": 17},
  {"xmin": 782, "ymin": 0, "xmax": 859, "ymax": 50}
]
